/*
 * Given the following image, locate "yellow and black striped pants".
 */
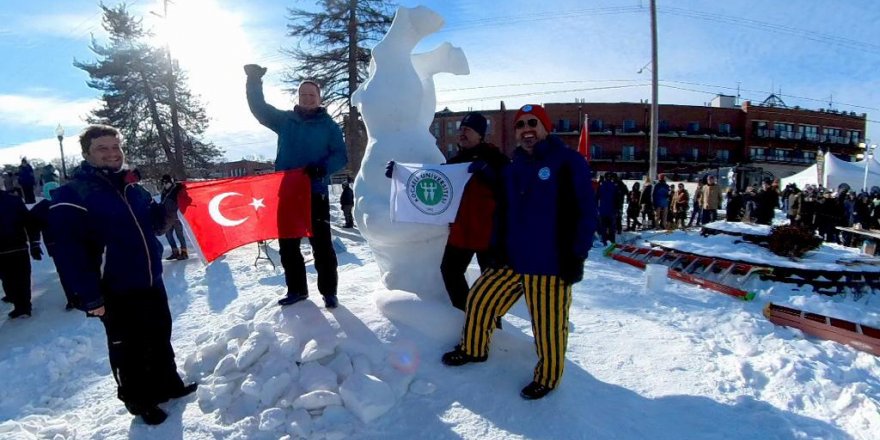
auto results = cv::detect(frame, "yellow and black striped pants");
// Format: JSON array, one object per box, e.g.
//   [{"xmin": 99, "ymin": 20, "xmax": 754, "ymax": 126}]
[{"xmin": 459, "ymin": 267, "xmax": 572, "ymax": 389}]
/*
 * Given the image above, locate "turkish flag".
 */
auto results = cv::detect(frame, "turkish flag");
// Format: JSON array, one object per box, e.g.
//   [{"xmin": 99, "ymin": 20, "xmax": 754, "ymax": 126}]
[
  {"xmin": 177, "ymin": 169, "xmax": 312, "ymax": 262},
  {"xmin": 578, "ymin": 114, "xmax": 590, "ymax": 161}
]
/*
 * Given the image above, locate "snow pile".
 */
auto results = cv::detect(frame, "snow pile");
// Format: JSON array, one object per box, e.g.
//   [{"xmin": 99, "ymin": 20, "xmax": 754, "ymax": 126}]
[{"xmin": 183, "ymin": 297, "xmax": 420, "ymax": 438}]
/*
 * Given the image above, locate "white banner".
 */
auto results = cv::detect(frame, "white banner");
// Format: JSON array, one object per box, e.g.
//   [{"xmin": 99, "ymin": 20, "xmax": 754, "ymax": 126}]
[{"xmin": 390, "ymin": 162, "xmax": 473, "ymax": 225}]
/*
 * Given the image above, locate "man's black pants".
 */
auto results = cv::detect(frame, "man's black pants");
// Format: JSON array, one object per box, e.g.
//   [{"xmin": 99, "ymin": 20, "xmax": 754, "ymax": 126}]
[
  {"xmin": 0, "ymin": 250, "xmax": 31, "ymax": 312},
  {"xmin": 100, "ymin": 283, "xmax": 184, "ymax": 406},
  {"xmin": 441, "ymin": 245, "xmax": 492, "ymax": 312},
  {"xmin": 279, "ymin": 193, "xmax": 338, "ymax": 298}
]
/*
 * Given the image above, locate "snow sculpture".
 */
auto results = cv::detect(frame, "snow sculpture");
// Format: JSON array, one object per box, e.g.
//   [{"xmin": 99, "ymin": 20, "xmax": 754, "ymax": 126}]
[{"xmin": 352, "ymin": 6, "xmax": 469, "ymax": 299}]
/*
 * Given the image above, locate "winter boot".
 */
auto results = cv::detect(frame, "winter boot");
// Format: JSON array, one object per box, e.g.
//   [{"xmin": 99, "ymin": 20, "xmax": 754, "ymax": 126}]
[
  {"xmin": 177, "ymin": 247, "xmax": 189, "ymax": 260},
  {"xmin": 520, "ymin": 381, "xmax": 554, "ymax": 400},
  {"xmin": 441, "ymin": 348, "xmax": 488, "ymax": 366},
  {"xmin": 165, "ymin": 249, "xmax": 180, "ymax": 261},
  {"xmin": 8, "ymin": 308, "xmax": 31, "ymax": 319}
]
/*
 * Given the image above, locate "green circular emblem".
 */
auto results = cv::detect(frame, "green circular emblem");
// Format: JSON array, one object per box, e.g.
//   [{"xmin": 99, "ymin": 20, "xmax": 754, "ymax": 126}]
[{"xmin": 406, "ymin": 169, "xmax": 453, "ymax": 215}]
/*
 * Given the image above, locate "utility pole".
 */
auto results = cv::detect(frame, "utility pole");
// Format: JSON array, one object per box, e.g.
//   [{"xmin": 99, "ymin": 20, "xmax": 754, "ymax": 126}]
[
  {"xmin": 160, "ymin": 0, "xmax": 186, "ymax": 179},
  {"xmin": 648, "ymin": 0, "xmax": 659, "ymax": 180}
]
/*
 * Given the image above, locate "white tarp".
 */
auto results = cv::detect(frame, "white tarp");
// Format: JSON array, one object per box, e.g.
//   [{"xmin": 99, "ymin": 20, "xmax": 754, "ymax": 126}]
[{"xmin": 780, "ymin": 152, "xmax": 880, "ymax": 191}]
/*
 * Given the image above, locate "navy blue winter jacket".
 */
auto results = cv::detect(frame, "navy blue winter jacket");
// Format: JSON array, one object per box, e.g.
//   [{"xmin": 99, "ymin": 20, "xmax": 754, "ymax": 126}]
[
  {"xmin": 597, "ymin": 180, "xmax": 619, "ymax": 217},
  {"xmin": 0, "ymin": 191, "xmax": 38, "ymax": 253},
  {"xmin": 246, "ymin": 78, "xmax": 347, "ymax": 195},
  {"xmin": 500, "ymin": 135, "xmax": 597, "ymax": 276},
  {"xmin": 652, "ymin": 180, "xmax": 671, "ymax": 208},
  {"xmin": 48, "ymin": 162, "xmax": 167, "ymax": 311}
]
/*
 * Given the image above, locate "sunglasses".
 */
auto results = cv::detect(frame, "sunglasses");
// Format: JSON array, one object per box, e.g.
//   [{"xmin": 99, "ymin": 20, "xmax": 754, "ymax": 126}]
[{"xmin": 515, "ymin": 119, "xmax": 540, "ymax": 129}]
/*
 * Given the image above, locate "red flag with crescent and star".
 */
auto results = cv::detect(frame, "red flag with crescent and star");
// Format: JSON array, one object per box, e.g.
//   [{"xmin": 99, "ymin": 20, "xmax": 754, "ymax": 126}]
[{"xmin": 177, "ymin": 169, "xmax": 312, "ymax": 262}]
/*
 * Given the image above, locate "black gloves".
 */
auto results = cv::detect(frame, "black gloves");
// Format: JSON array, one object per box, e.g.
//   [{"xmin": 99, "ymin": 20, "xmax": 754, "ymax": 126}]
[
  {"xmin": 30, "ymin": 243, "xmax": 43, "ymax": 261},
  {"xmin": 243, "ymin": 64, "xmax": 267, "ymax": 78},
  {"xmin": 560, "ymin": 256, "xmax": 586, "ymax": 285},
  {"xmin": 305, "ymin": 164, "xmax": 327, "ymax": 180},
  {"xmin": 385, "ymin": 160, "xmax": 395, "ymax": 179}
]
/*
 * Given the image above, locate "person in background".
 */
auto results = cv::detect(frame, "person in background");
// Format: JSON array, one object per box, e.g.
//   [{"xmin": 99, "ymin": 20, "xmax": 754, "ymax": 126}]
[
  {"xmin": 40, "ymin": 164, "xmax": 59, "ymax": 186},
  {"xmin": 597, "ymin": 173, "xmax": 619, "ymax": 245},
  {"xmin": 18, "ymin": 158, "xmax": 36, "ymax": 204},
  {"xmin": 786, "ymin": 185, "xmax": 802, "ymax": 226},
  {"xmin": 441, "ymin": 104, "xmax": 596, "ymax": 400},
  {"xmin": 245, "ymin": 63, "xmax": 347, "ymax": 309},
  {"xmin": 755, "ymin": 178, "xmax": 780, "ymax": 225},
  {"xmin": 30, "ymin": 182, "xmax": 77, "ymax": 310},
  {"xmin": 2, "ymin": 172, "xmax": 13, "ymax": 192},
  {"xmin": 639, "ymin": 176, "xmax": 654, "ymax": 229},
  {"xmin": 159, "ymin": 174, "xmax": 188, "ymax": 260},
  {"xmin": 626, "ymin": 181, "xmax": 642, "ymax": 231},
  {"xmin": 652, "ymin": 174, "xmax": 671, "ymax": 229},
  {"xmin": 725, "ymin": 188, "xmax": 744, "ymax": 222},
  {"xmin": 49, "ymin": 125, "xmax": 196, "ymax": 425},
  {"xmin": 0, "ymin": 189, "xmax": 41, "ymax": 318},
  {"xmin": 672, "ymin": 183, "xmax": 690, "ymax": 229},
  {"xmin": 700, "ymin": 175, "xmax": 723, "ymax": 224},
  {"xmin": 340, "ymin": 179, "xmax": 355, "ymax": 228},
  {"xmin": 687, "ymin": 181, "xmax": 704, "ymax": 227}
]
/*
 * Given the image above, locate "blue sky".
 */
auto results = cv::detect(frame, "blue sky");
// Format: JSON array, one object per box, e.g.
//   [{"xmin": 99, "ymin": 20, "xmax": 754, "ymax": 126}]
[{"xmin": 0, "ymin": 0, "xmax": 878, "ymax": 165}]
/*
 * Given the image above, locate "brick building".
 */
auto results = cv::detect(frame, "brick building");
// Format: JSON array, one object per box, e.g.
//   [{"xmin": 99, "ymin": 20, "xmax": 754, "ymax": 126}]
[
  {"xmin": 431, "ymin": 95, "xmax": 867, "ymax": 181},
  {"xmin": 206, "ymin": 159, "xmax": 275, "ymax": 178}
]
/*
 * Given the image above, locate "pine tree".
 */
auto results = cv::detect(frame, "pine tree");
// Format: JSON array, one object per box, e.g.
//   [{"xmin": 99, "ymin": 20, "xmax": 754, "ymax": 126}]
[
  {"xmin": 283, "ymin": 0, "xmax": 395, "ymax": 176},
  {"xmin": 74, "ymin": 3, "xmax": 222, "ymax": 179}
]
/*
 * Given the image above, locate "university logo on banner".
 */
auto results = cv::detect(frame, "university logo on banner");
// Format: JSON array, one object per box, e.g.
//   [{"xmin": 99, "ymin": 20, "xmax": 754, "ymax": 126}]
[
  {"xmin": 390, "ymin": 163, "xmax": 472, "ymax": 225},
  {"xmin": 177, "ymin": 169, "xmax": 312, "ymax": 262}
]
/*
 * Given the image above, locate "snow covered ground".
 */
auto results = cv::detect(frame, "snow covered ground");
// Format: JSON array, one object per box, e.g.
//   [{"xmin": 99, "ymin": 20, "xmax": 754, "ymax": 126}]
[{"xmin": 0, "ymin": 194, "xmax": 878, "ymax": 439}]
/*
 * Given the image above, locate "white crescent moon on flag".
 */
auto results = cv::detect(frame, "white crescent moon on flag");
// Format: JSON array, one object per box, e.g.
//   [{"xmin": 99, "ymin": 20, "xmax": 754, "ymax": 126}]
[{"xmin": 208, "ymin": 192, "xmax": 249, "ymax": 227}]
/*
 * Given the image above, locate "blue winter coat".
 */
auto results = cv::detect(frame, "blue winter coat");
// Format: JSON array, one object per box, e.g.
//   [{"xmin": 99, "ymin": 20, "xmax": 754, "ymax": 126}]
[
  {"xmin": 652, "ymin": 180, "xmax": 671, "ymax": 208},
  {"xmin": 246, "ymin": 79, "xmax": 347, "ymax": 195},
  {"xmin": 48, "ymin": 162, "xmax": 167, "ymax": 311},
  {"xmin": 501, "ymin": 135, "xmax": 597, "ymax": 276}
]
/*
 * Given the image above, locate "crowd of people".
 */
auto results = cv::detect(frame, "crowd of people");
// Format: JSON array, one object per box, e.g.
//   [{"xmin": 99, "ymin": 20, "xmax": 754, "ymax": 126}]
[{"xmin": 0, "ymin": 66, "xmax": 871, "ymax": 424}]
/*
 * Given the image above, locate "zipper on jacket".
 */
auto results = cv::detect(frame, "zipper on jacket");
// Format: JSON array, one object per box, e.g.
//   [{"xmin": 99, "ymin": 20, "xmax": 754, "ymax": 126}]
[{"xmin": 120, "ymin": 182, "xmax": 154, "ymax": 287}]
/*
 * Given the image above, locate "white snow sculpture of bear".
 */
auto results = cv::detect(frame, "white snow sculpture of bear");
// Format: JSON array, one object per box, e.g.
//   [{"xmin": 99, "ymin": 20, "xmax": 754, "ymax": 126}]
[{"xmin": 352, "ymin": 6, "xmax": 469, "ymax": 300}]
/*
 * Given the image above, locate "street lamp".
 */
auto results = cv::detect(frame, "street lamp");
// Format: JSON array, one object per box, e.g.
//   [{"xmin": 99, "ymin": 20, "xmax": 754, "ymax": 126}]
[
  {"xmin": 861, "ymin": 141, "xmax": 876, "ymax": 192},
  {"xmin": 55, "ymin": 124, "xmax": 67, "ymax": 179}
]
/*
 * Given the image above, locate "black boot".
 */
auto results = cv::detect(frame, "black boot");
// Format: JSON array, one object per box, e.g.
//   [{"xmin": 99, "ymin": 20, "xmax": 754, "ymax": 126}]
[
  {"xmin": 125, "ymin": 403, "xmax": 168, "ymax": 425},
  {"xmin": 177, "ymin": 247, "xmax": 189, "ymax": 260},
  {"xmin": 8, "ymin": 308, "xmax": 31, "ymax": 319},
  {"xmin": 165, "ymin": 249, "xmax": 180, "ymax": 261},
  {"xmin": 441, "ymin": 348, "xmax": 488, "ymax": 366},
  {"xmin": 520, "ymin": 381, "xmax": 554, "ymax": 400}
]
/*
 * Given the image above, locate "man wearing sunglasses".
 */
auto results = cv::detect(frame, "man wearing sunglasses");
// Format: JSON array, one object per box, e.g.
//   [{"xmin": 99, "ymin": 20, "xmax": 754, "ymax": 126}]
[{"xmin": 442, "ymin": 104, "xmax": 597, "ymax": 400}]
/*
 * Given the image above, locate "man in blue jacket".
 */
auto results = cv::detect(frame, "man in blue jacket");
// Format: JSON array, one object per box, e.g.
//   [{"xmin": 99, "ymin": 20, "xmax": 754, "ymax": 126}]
[
  {"xmin": 245, "ymin": 64, "xmax": 348, "ymax": 309},
  {"xmin": 441, "ymin": 104, "xmax": 597, "ymax": 400},
  {"xmin": 652, "ymin": 174, "xmax": 671, "ymax": 229},
  {"xmin": 49, "ymin": 125, "xmax": 196, "ymax": 425}
]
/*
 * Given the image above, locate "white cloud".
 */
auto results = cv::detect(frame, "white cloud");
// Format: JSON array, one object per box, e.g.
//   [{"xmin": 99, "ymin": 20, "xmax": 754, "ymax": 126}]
[{"xmin": 0, "ymin": 94, "xmax": 97, "ymax": 128}]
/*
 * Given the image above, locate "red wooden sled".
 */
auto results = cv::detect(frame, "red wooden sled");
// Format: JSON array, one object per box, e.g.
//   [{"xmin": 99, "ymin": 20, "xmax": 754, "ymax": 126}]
[{"xmin": 763, "ymin": 302, "xmax": 880, "ymax": 356}]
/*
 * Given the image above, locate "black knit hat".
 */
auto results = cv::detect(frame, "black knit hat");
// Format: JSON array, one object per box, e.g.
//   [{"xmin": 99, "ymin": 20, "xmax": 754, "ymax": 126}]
[
  {"xmin": 459, "ymin": 112, "xmax": 488, "ymax": 139},
  {"xmin": 161, "ymin": 174, "xmax": 173, "ymax": 183}
]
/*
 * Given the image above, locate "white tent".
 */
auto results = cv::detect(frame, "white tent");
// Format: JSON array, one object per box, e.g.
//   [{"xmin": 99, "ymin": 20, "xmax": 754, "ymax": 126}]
[{"xmin": 780, "ymin": 152, "xmax": 880, "ymax": 191}]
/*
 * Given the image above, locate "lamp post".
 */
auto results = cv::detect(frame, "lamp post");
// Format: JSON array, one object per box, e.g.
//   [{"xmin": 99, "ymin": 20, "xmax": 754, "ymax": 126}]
[
  {"xmin": 55, "ymin": 124, "xmax": 67, "ymax": 180},
  {"xmin": 862, "ymin": 141, "xmax": 877, "ymax": 192}
]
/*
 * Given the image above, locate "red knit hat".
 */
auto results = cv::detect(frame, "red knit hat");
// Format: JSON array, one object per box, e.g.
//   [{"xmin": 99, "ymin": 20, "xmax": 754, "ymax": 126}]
[{"xmin": 514, "ymin": 104, "xmax": 552, "ymax": 132}]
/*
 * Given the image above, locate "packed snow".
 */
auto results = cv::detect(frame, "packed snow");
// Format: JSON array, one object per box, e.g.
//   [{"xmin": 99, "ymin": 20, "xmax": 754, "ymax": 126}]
[{"xmin": 0, "ymin": 190, "xmax": 878, "ymax": 439}]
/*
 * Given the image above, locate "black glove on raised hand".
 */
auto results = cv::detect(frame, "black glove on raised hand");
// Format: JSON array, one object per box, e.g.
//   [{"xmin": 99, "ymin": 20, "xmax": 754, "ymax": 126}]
[
  {"xmin": 305, "ymin": 164, "xmax": 327, "ymax": 180},
  {"xmin": 560, "ymin": 256, "xmax": 586, "ymax": 285},
  {"xmin": 243, "ymin": 64, "xmax": 267, "ymax": 78},
  {"xmin": 384, "ymin": 160, "xmax": 396, "ymax": 179},
  {"xmin": 30, "ymin": 243, "xmax": 43, "ymax": 261}
]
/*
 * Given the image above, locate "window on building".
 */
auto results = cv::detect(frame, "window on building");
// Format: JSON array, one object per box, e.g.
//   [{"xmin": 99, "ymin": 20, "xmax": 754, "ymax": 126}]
[
  {"xmin": 446, "ymin": 143, "xmax": 456, "ymax": 158},
  {"xmin": 799, "ymin": 125, "xmax": 818, "ymax": 141},
  {"xmin": 750, "ymin": 147, "xmax": 765, "ymax": 159},
  {"xmin": 687, "ymin": 122, "xmax": 700, "ymax": 134},
  {"xmin": 774, "ymin": 123, "xmax": 795, "ymax": 139},
  {"xmin": 717, "ymin": 149, "xmax": 729, "ymax": 161},
  {"xmin": 622, "ymin": 145, "xmax": 635, "ymax": 160},
  {"xmin": 659, "ymin": 120, "xmax": 670, "ymax": 133},
  {"xmin": 557, "ymin": 119, "xmax": 571, "ymax": 132},
  {"xmin": 658, "ymin": 146, "xmax": 667, "ymax": 159},
  {"xmin": 590, "ymin": 144, "xmax": 601, "ymax": 159},
  {"xmin": 849, "ymin": 130, "xmax": 862, "ymax": 145},
  {"xmin": 803, "ymin": 151, "xmax": 816, "ymax": 162},
  {"xmin": 774, "ymin": 149, "xmax": 788, "ymax": 161},
  {"xmin": 431, "ymin": 122, "xmax": 441, "ymax": 138},
  {"xmin": 823, "ymin": 127, "xmax": 843, "ymax": 143},
  {"xmin": 446, "ymin": 121, "xmax": 456, "ymax": 135},
  {"xmin": 590, "ymin": 119, "xmax": 604, "ymax": 131},
  {"xmin": 623, "ymin": 119, "xmax": 637, "ymax": 133},
  {"xmin": 718, "ymin": 123, "xmax": 731, "ymax": 135},
  {"xmin": 753, "ymin": 121, "xmax": 769, "ymax": 138},
  {"xmin": 691, "ymin": 148, "xmax": 699, "ymax": 160}
]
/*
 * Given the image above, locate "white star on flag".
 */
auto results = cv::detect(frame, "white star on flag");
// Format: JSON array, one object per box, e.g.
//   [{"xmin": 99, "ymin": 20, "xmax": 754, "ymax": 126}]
[{"xmin": 249, "ymin": 198, "xmax": 265, "ymax": 210}]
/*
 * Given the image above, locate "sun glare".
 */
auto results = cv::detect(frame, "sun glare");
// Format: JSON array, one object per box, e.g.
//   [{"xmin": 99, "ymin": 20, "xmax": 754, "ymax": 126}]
[{"xmin": 149, "ymin": 0, "xmax": 259, "ymax": 129}]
